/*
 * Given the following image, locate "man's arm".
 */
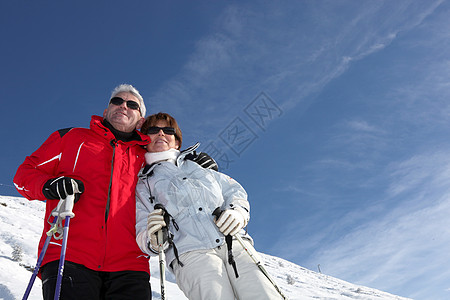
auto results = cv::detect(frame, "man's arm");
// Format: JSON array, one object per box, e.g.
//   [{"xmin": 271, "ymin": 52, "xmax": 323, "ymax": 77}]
[{"xmin": 14, "ymin": 130, "xmax": 66, "ymax": 200}]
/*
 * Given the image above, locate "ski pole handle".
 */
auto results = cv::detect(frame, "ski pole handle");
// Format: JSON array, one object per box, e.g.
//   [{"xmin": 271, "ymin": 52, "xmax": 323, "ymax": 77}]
[
  {"xmin": 157, "ymin": 230, "xmax": 165, "ymax": 252},
  {"xmin": 154, "ymin": 203, "xmax": 164, "ymax": 211},
  {"xmin": 59, "ymin": 194, "xmax": 75, "ymax": 218},
  {"xmin": 52, "ymin": 194, "xmax": 75, "ymax": 219},
  {"xmin": 212, "ymin": 207, "xmax": 221, "ymax": 219}
]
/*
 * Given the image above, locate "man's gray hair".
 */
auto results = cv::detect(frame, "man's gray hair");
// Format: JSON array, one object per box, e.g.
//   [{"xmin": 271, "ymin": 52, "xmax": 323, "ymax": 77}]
[{"xmin": 110, "ymin": 84, "xmax": 146, "ymax": 116}]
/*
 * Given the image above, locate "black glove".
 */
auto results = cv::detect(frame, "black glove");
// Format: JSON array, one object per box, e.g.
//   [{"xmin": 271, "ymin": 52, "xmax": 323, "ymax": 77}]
[
  {"xmin": 43, "ymin": 176, "xmax": 85, "ymax": 202},
  {"xmin": 185, "ymin": 151, "xmax": 219, "ymax": 171}
]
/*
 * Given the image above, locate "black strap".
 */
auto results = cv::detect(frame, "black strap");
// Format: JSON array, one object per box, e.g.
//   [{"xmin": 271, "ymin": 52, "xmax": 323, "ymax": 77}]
[
  {"xmin": 212, "ymin": 207, "xmax": 239, "ymax": 278},
  {"xmin": 157, "ymin": 204, "xmax": 184, "ymax": 267},
  {"xmin": 226, "ymin": 235, "xmax": 239, "ymax": 278},
  {"xmin": 171, "ymin": 238, "xmax": 184, "ymax": 267}
]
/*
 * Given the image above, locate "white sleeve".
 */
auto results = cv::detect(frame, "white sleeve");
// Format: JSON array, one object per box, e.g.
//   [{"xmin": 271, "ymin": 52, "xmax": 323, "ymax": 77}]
[
  {"xmin": 135, "ymin": 177, "xmax": 158, "ymax": 256},
  {"xmin": 215, "ymin": 171, "xmax": 250, "ymax": 224}
]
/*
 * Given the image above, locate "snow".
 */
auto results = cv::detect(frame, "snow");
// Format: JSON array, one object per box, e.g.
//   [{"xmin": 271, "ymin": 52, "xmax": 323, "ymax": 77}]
[{"xmin": 0, "ymin": 195, "xmax": 410, "ymax": 300}]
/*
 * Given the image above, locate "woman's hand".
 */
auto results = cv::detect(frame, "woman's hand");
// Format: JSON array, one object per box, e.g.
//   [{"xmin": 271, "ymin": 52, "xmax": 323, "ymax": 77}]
[
  {"xmin": 215, "ymin": 208, "xmax": 247, "ymax": 236},
  {"xmin": 147, "ymin": 209, "xmax": 166, "ymax": 249}
]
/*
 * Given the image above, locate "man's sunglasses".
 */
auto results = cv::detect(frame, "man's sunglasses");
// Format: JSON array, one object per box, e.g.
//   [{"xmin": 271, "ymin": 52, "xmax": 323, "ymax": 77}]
[
  {"xmin": 109, "ymin": 97, "xmax": 140, "ymax": 111},
  {"xmin": 146, "ymin": 126, "xmax": 176, "ymax": 135}
]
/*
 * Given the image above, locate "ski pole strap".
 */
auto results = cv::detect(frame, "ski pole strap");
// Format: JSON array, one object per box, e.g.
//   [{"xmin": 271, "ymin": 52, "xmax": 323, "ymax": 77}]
[
  {"xmin": 48, "ymin": 195, "xmax": 76, "ymax": 240},
  {"xmin": 212, "ymin": 207, "xmax": 239, "ymax": 278},
  {"xmin": 170, "ymin": 237, "xmax": 184, "ymax": 267},
  {"xmin": 47, "ymin": 213, "xmax": 64, "ymax": 240},
  {"xmin": 155, "ymin": 204, "xmax": 184, "ymax": 267},
  {"xmin": 226, "ymin": 235, "xmax": 239, "ymax": 278}
]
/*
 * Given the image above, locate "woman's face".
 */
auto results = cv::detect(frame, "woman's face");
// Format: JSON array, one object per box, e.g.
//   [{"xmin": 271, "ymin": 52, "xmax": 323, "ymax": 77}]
[{"xmin": 146, "ymin": 120, "xmax": 180, "ymax": 153}]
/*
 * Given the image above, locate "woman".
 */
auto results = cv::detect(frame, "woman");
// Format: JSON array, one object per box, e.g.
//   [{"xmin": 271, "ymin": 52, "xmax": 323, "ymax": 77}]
[{"xmin": 135, "ymin": 112, "xmax": 282, "ymax": 299}]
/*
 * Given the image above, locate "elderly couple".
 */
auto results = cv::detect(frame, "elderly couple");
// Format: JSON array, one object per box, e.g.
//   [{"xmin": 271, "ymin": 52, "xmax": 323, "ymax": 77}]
[{"xmin": 14, "ymin": 84, "xmax": 282, "ymax": 300}]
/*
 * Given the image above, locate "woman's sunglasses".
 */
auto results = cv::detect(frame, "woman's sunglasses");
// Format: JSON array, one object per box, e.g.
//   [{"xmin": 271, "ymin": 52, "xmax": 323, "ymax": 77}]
[
  {"xmin": 109, "ymin": 97, "xmax": 140, "ymax": 111},
  {"xmin": 146, "ymin": 126, "xmax": 176, "ymax": 135}
]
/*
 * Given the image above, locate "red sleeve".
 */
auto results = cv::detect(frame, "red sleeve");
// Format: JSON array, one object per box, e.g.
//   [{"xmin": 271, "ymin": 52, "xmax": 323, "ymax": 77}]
[{"xmin": 13, "ymin": 130, "xmax": 64, "ymax": 201}]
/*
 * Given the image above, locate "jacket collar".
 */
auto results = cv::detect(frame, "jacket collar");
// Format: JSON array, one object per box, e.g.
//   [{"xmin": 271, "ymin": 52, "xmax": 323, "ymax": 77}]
[
  {"xmin": 139, "ymin": 143, "xmax": 200, "ymax": 177},
  {"xmin": 145, "ymin": 149, "xmax": 180, "ymax": 166}
]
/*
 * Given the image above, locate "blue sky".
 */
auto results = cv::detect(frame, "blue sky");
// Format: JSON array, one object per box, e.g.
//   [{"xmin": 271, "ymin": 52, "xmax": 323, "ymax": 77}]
[{"xmin": 1, "ymin": 1, "xmax": 450, "ymax": 299}]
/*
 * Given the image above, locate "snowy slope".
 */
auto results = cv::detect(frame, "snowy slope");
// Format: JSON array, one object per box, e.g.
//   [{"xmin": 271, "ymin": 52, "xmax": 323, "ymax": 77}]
[{"xmin": 0, "ymin": 195, "xmax": 411, "ymax": 300}]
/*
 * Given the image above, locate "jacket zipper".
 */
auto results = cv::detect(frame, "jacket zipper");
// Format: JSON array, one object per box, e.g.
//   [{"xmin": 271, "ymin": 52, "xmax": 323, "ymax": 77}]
[{"xmin": 105, "ymin": 139, "xmax": 116, "ymax": 222}]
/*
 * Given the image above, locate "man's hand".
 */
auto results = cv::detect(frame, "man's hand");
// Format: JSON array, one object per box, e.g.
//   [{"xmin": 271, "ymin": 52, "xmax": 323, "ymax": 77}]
[
  {"xmin": 43, "ymin": 176, "xmax": 85, "ymax": 201},
  {"xmin": 185, "ymin": 151, "xmax": 219, "ymax": 171}
]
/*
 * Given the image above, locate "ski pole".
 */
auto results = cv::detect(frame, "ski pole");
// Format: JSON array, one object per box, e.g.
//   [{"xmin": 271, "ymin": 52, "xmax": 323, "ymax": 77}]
[
  {"xmin": 53, "ymin": 193, "xmax": 76, "ymax": 300},
  {"xmin": 157, "ymin": 229, "xmax": 166, "ymax": 300},
  {"xmin": 22, "ymin": 216, "xmax": 58, "ymax": 300},
  {"xmin": 213, "ymin": 208, "xmax": 287, "ymax": 300},
  {"xmin": 234, "ymin": 234, "xmax": 287, "ymax": 300},
  {"xmin": 52, "ymin": 189, "xmax": 78, "ymax": 300},
  {"xmin": 53, "ymin": 215, "xmax": 71, "ymax": 300},
  {"xmin": 154, "ymin": 204, "xmax": 167, "ymax": 300}
]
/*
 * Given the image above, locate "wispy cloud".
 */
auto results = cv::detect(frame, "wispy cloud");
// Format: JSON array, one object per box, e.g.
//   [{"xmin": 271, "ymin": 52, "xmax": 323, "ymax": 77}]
[
  {"xmin": 144, "ymin": 4, "xmax": 448, "ymax": 298},
  {"xmin": 385, "ymin": 152, "xmax": 450, "ymax": 197},
  {"xmin": 282, "ymin": 149, "xmax": 450, "ymax": 298},
  {"xmin": 328, "ymin": 120, "xmax": 389, "ymax": 159},
  {"xmin": 148, "ymin": 1, "xmax": 443, "ymax": 140},
  {"xmin": 346, "ymin": 120, "xmax": 384, "ymax": 134},
  {"xmin": 312, "ymin": 193, "xmax": 450, "ymax": 299}
]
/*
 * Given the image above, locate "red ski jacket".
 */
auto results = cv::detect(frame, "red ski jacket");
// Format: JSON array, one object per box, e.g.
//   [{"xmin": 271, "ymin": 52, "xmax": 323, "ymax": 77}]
[{"xmin": 14, "ymin": 115, "xmax": 151, "ymax": 274}]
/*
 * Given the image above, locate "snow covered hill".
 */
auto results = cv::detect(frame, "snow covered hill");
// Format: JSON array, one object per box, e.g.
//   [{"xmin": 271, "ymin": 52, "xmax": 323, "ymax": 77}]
[{"xmin": 0, "ymin": 195, "xmax": 410, "ymax": 300}]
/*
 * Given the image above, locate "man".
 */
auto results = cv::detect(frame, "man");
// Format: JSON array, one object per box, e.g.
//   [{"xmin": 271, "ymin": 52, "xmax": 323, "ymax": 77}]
[{"xmin": 14, "ymin": 84, "xmax": 152, "ymax": 299}]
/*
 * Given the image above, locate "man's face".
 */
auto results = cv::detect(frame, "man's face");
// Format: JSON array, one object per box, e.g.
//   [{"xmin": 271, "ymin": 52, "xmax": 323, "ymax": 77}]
[{"xmin": 103, "ymin": 92, "xmax": 144, "ymax": 133}]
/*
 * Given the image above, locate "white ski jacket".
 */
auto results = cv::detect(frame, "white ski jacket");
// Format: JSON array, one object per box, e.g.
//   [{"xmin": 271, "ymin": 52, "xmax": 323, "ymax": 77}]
[{"xmin": 135, "ymin": 144, "xmax": 251, "ymax": 266}]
